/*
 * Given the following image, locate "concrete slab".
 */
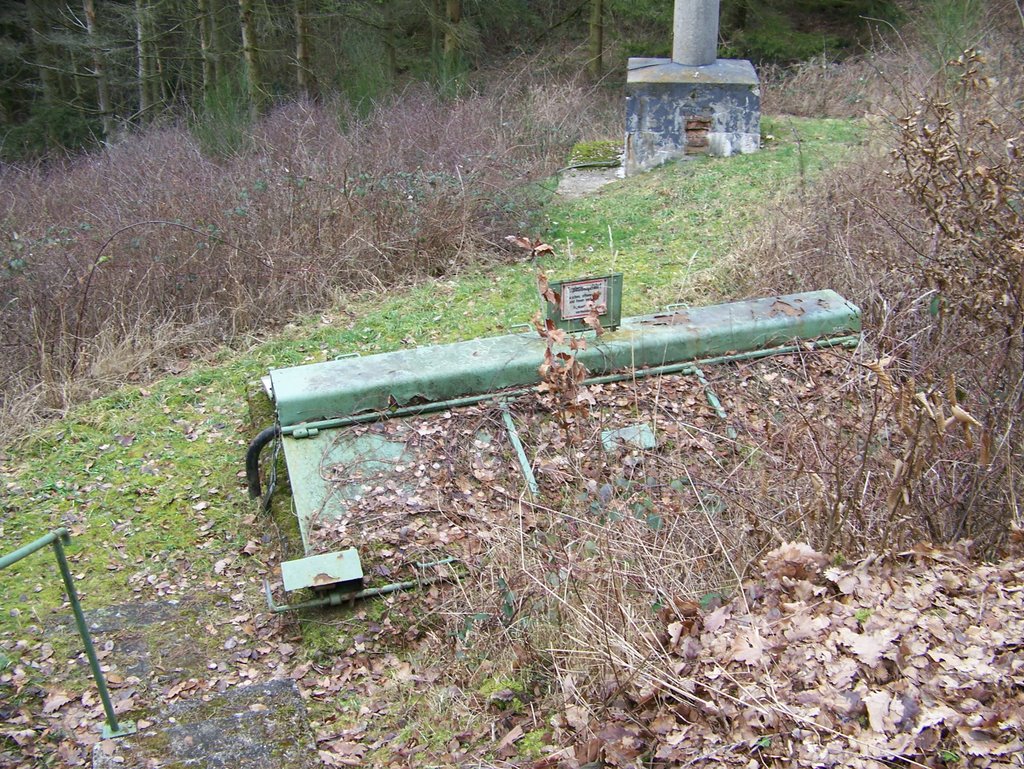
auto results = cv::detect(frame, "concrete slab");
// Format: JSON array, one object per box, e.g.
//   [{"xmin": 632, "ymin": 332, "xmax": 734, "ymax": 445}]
[
  {"xmin": 93, "ymin": 679, "xmax": 316, "ymax": 769},
  {"xmin": 53, "ymin": 600, "xmax": 215, "ymax": 687},
  {"xmin": 53, "ymin": 600, "xmax": 191, "ymax": 634},
  {"xmin": 555, "ymin": 167, "xmax": 623, "ymax": 200},
  {"xmin": 602, "ymin": 423, "xmax": 657, "ymax": 452}
]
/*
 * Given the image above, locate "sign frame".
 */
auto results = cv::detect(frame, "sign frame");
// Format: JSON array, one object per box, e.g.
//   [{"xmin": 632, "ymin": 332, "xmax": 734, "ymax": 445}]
[{"xmin": 542, "ymin": 273, "xmax": 623, "ymax": 333}]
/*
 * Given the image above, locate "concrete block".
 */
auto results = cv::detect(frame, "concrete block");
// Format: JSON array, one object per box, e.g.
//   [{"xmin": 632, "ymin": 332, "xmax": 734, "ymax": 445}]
[{"xmin": 624, "ymin": 58, "xmax": 760, "ymax": 175}]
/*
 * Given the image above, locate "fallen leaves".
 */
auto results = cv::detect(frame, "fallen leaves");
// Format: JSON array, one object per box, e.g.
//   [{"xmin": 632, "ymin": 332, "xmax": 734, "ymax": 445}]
[
  {"xmin": 41, "ymin": 690, "xmax": 73, "ymax": 715},
  {"xmin": 552, "ymin": 544, "xmax": 1024, "ymax": 768},
  {"xmin": 837, "ymin": 626, "xmax": 899, "ymax": 667}
]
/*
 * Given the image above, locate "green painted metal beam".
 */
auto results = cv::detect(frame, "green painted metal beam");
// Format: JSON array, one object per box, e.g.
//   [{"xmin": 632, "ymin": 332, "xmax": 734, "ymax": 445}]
[{"xmin": 269, "ymin": 290, "xmax": 860, "ymax": 429}]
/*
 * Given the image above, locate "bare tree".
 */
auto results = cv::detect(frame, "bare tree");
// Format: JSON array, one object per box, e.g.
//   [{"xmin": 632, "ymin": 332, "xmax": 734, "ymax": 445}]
[
  {"xmin": 135, "ymin": 0, "xmax": 162, "ymax": 119},
  {"xmin": 26, "ymin": 0, "xmax": 64, "ymax": 105},
  {"xmin": 589, "ymin": 0, "xmax": 603, "ymax": 78},
  {"xmin": 444, "ymin": 0, "xmax": 460, "ymax": 68},
  {"xmin": 295, "ymin": 0, "xmax": 315, "ymax": 98},
  {"xmin": 198, "ymin": 0, "xmax": 217, "ymax": 94}
]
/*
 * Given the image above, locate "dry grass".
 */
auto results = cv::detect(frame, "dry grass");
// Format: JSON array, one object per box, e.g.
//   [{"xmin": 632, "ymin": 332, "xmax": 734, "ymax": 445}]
[
  {"xmin": 0, "ymin": 60, "xmax": 621, "ymax": 440},
  {"xmin": 761, "ymin": 0, "xmax": 1024, "ymax": 119},
  {"xmin": 745, "ymin": 44, "xmax": 1024, "ymax": 552}
]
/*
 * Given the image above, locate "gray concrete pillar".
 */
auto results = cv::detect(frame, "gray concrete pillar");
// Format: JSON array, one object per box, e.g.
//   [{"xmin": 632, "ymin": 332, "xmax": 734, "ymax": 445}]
[{"xmin": 672, "ymin": 0, "xmax": 720, "ymax": 66}]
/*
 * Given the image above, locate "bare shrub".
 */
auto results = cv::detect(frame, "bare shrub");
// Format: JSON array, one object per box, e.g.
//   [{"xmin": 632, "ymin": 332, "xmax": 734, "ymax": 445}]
[
  {"xmin": 762, "ymin": 1, "xmax": 1024, "ymax": 119},
  {"xmin": 761, "ymin": 52, "xmax": 906, "ymax": 119},
  {"xmin": 742, "ymin": 51, "xmax": 1024, "ymax": 550},
  {"xmin": 0, "ymin": 62, "xmax": 621, "ymax": 438}
]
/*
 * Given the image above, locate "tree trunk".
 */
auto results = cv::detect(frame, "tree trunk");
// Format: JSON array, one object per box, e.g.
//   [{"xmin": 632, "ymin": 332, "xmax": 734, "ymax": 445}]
[
  {"xmin": 384, "ymin": 2, "xmax": 398, "ymax": 79},
  {"xmin": 210, "ymin": 0, "xmax": 225, "ymax": 86},
  {"xmin": 239, "ymin": 0, "xmax": 263, "ymax": 117},
  {"xmin": 136, "ymin": 0, "xmax": 159, "ymax": 120},
  {"xmin": 26, "ymin": 0, "xmax": 63, "ymax": 105},
  {"xmin": 588, "ymin": 0, "xmax": 603, "ymax": 78},
  {"xmin": 724, "ymin": 0, "xmax": 749, "ymax": 32},
  {"xmin": 444, "ymin": 0, "xmax": 461, "ymax": 68},
  {"xmin": 431, "ymin": 0, "xmax": 442, "ymax": 56},
  {"xmin": 198, "ymin": 0, "xmax": 216, "ymax": 94},
  {"xmin": 83, "ymin": 0, "xmax": 114, "ymax": 141},
  {"xmin": 295, "ymin": 0, "xmax": 315, "ymax": 98}
]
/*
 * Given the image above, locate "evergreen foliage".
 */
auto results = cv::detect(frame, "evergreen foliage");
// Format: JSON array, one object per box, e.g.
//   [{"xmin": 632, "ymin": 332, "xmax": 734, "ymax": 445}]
[{"xmin": 0, "ymin": 0, "xmax": 904, "ymax": 161}]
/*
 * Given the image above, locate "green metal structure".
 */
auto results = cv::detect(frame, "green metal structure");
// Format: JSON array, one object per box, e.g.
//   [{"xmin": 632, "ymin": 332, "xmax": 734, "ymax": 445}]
[
  {"xmin": 251, "ymin": 289, "xmax": 861, "ymax": 609},
  {"xmin": 267, "ymin": 290, "xmax": 859, "ymax": 431},
  {"xmin": 0, "ymin": 529, "xmax": 136, "ymax": 739}
]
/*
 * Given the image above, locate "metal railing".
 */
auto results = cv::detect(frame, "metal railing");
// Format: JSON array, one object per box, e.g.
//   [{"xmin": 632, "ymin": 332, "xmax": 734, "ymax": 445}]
[{"xmin": 0, "ymin": 528, "xmax": 136, "ymax": 739}]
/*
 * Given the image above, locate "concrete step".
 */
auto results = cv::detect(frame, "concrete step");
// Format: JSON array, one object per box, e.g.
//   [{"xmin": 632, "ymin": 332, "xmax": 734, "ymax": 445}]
[{"xmin": 93, "ymin": 678, "xmax": 316, "ymax": 769}]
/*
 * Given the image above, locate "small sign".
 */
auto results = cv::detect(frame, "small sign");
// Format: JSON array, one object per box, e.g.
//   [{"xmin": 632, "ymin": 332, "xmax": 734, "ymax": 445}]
[
  {"xmin": 561, "ymin": 278, "xmax": 609, "ymax": 320},
  {"xmin": 543, "ymin": 273, "xmax": 623, "ymax": 333}
]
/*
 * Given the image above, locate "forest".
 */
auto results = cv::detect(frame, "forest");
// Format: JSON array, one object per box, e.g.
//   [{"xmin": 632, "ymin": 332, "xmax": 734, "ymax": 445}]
[{"xmin": 0, "ymin": 0, "xmax": 897, "ymax": 160}]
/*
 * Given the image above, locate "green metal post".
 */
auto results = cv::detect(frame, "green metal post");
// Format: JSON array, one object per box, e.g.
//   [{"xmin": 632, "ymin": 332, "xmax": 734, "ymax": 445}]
[
  {"xmin": 693, "ymin": 366, "xmax": 737, "ymax": 440},
  {"xmin": 0, "ymin": 529, "xmax": 136, "ymax": 739},
  {"xmin": 499, "ymin": 401, "xmax": 540, "ymax": 497},
  {"xmin": 51, "ymin": 536, "xmax": 135, "ymax": 739}
]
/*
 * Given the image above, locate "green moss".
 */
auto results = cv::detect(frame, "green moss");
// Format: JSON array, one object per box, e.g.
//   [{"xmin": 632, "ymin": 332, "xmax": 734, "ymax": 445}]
[
  {"xmin": 479, "ymin": 675, "xmax": 526, "ymax": 711},
  {"xmin": 568, "ymin": 140, "xmax": 622, "ymax": 166},
  {"xmin": 518, "ymin": 728, "xmax": 550, "ymax": 759}
]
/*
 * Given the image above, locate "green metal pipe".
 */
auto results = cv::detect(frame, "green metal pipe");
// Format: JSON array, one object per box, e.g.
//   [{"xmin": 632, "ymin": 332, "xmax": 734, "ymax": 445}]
[
  {"xmin": 279, "ymin": 335, "xmax": 859, "ymax": 437},
  {"xmin": 265, "ymin": 575, "xmax": 448, "ymax": 614},
  {"xmin": 282, "ymin": 388, "xmax": 535, "ymax": 436},
  {"xmin": 0, "ymin": 529, "xmax": 135, "ymax": 739},
  {"xmin": 414, "ymin": 556, "xmax": 459, "ymax": 569},
  {"xmin": 499, "ymin": 402, "xmax": 540, "ymax": 497},
  {"xmin": 52, "ymin": 537, "xmax": 135, "ymax": 739},
  {"xmin": 694, "ymin": 367, "xmax": 737, "ymax": 440},
  {"xmin": 0, "ymin": 528, "xmax": 68, "ymax": 570},
  {"xmin": 693, "ymin": 368, "xmax": 727, "ymax": 420}
]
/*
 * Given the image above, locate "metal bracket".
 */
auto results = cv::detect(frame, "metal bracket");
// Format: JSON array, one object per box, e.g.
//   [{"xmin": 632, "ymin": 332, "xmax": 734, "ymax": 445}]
[{"xmin": 263, "ymin": 557, "xmax": 459, "ymax": 614}]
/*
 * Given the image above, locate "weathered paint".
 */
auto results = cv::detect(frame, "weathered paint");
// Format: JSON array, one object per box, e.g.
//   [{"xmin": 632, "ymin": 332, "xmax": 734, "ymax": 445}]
[
  {"xmin": 269, "ymin": 290, "xmax": 860, "ymax": 429},
  {"xmin": 624, "ymin": 57, "xmax": 760, "ymax": 174}
]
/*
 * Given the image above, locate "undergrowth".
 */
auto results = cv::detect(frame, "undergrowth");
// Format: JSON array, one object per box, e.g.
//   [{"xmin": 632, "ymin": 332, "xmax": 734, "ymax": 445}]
[
  {"xmin": 0, "ymin": 57, "xmax": 620, "ymax": 439},
  {"xmin": 742, "ymin": 47, "xmax": 1024, "ymax": 551}
]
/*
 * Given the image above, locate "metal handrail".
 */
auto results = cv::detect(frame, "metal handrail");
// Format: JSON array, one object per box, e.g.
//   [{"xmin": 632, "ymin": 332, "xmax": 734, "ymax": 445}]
[{"xmin": 0, "ymin": 528, "xmax": 136, "ymax": 739}]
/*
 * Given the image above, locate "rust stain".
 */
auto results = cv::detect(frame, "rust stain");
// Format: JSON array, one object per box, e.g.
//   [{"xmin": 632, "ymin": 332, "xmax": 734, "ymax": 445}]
[
  {"xmin": 770, "ymin": 299, "xmax": 804, "ymax": 318},
  {"xmin": 641, "ymin": 312, "xmax": 691, "ymax": 327}
]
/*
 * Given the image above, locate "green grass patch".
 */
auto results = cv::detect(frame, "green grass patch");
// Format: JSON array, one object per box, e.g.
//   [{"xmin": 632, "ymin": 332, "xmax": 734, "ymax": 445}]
[
  {"xmin": 568, "ymin": 140, "xmax": 622, "ymax": 166},
  {"xmin": 543, "ymin": 116, "xmax": 864, "ymax": 315}
]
